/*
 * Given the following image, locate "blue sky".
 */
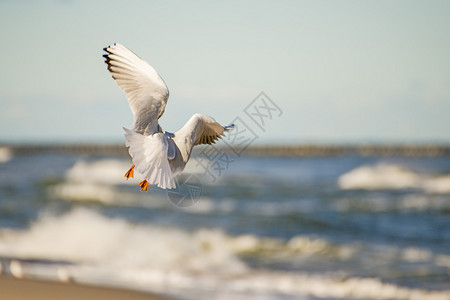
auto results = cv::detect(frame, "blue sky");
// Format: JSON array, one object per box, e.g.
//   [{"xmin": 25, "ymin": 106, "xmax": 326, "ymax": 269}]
[{"xmin": 0, "ymin": 0, "xmax": 449, "ymax": 144}]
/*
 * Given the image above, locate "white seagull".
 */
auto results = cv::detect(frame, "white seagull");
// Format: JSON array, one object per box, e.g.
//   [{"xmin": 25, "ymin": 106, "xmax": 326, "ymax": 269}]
[{"xmin": 103, "ymin": 43, "xmax": 233, "ymax": 191}]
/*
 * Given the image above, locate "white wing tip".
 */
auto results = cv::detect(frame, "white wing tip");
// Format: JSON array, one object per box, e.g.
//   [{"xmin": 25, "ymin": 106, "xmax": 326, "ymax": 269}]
[
  {"xmin": 224, "ymin": 124, "xmax": 235, "ymax": 131},
  {"xmin": 103, "ymin": 42, "xmax": 124, "ymax": 52}
]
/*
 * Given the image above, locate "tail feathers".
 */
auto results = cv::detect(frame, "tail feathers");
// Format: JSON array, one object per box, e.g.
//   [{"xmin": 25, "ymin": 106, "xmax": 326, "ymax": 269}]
[{"xmin": 124, "ymin": 128, "xmax": 176, "ymax": 189}]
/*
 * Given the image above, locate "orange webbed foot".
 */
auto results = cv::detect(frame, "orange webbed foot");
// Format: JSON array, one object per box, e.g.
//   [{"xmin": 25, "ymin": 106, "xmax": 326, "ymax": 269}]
[
  {"xmin": 139, "ymin": 180, "xmax": 149, "ymax": 192},
  {"xmin": 125, "ymin": 165, "xmax": 135, "ymax": 180}
]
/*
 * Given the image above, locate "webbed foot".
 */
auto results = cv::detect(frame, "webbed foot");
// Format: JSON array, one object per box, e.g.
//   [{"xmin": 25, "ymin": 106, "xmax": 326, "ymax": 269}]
[
  {"xmin": 139, "ymin": 180, "xmax": 149, "ymax": 191},
  {"xmin": 125, "ymin": 165, "xmax": 135, "ymax": 179}
]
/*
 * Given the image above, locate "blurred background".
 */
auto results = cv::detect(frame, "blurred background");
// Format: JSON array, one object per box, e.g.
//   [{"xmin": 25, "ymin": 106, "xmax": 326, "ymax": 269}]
[{"xmin": 0, "ymin": 1, "xmax": 449, "ymax": 299}]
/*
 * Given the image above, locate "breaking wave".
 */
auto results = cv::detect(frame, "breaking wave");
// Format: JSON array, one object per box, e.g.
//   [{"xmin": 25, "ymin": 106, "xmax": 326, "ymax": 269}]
[
  {"xmin": 64, "ymin": 159, "xmax": 135, "ymax": 185},
  {"xmin": 0, "ymin": 146, "xmax": 12, "ymax": 163},
  {"xmin": 0, "ymin": 208, "xmax": 448, "ymax": 299},
  {"xmin": 48, "ymin": 159, "xmax": 170, "ymax": 204},
  {"xmin": 338, "ymin": 163, "xmax": 450, "ymax": 194}
]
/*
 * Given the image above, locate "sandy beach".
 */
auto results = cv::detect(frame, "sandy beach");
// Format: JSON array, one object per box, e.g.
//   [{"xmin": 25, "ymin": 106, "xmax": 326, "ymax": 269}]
[{"xmin": 0, "ymin": 276, "xmax": 174, "ymax": 300}]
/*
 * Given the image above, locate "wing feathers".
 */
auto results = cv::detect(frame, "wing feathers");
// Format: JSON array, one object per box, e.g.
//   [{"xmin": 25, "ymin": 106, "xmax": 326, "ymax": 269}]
[
  {"xmin": 104, "ymin": 43, "xmax": 169, "ymax": 134},
  {"xmin": 105, "ymin": 44, "xmax": 233, "ymax": 190},
  {"xmin": 180, "ymin": 114, "xmax": 228, "ymax": 146},
  {"xmin": 196, "ymin": 121, "xmax": 226, "ymax": 145}
]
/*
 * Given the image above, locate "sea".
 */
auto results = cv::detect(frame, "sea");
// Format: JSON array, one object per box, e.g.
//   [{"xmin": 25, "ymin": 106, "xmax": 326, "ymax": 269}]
[{"xmin": 0, "ymin": 146, "xmax": 449, "ymax": 300}]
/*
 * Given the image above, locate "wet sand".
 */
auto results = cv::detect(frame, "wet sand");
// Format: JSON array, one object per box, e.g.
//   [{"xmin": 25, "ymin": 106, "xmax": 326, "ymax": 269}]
[{"xmin": 0, "ymin": 276, "xmax": 174, "ymax": 300}]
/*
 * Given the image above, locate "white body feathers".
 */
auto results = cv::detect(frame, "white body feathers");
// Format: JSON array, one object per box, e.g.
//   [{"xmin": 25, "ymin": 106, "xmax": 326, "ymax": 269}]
[{"xmin": 124, "ymin": 128, "xmax": 176, "ymax": 189}]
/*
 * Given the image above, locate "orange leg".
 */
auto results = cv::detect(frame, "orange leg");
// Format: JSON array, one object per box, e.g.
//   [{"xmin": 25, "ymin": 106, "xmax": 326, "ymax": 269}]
[
  {"xmin": 139, "ymin": 180, "xmax": 149, "ymax": 192},
  {"xmin": 124, "ymin": 165, "xmax": 135, "ymax": 180}
]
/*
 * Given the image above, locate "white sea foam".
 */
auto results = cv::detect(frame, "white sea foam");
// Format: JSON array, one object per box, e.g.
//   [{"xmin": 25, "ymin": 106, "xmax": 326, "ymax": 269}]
[
  {"xmin": 422, "ymin": 175, "xmax": 450, "ymax": 194},
  {"xmin": 50, "ymin": 183, "xmax": 121, "ymax": 204},
  {"xmin": 49, "ymin": 182, "xmax": 171, "ymax": 207},
  {"xmin": 49, "ymin": 159, "xmax": 168, "ymax": 203},
  {"xmin": 0, "ymin": 208, "xmax": 246, "ymax": 273},
  {"xmin": 338, "ymin": 164, "xmax": 420, "ymax": 190},
  {"xmin": 0, "ymin": 208, "xmax": 448, "ymax": 299},
  {"xmin": 0, "ymin": 147, "xmax": 12, "ymax": 163},
  {"xmin": 65, "ymin": 159, "xmax": 137, "ymax": 185},
  {"xmin": 338, "ymin": 163, "xmax": 450, "ymax": 194}
]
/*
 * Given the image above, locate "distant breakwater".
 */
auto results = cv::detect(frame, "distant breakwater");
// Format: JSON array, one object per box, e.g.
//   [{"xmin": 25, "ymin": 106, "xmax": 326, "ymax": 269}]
[{"xmin": 2, "ymin": 144, "xmax": 450, "ymax": 157}]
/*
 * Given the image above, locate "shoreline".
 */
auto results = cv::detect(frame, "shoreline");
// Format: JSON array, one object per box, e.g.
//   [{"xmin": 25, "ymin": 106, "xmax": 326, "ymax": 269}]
[{"xmin": 0, "ymin": 276, "xmax": 175, "ymax": 300}]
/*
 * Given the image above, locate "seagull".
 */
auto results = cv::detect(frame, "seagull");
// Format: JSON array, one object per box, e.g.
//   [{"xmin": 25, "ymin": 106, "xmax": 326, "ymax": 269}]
[{"xmin": 103, "ymin": 43, "xmax": 233, "ymax": 191}]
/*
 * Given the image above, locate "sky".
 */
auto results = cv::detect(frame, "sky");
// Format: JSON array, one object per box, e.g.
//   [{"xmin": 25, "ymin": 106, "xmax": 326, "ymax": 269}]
[{"xmin": 0, "ymin": 0, "xmax": 449, "ymax": 144}]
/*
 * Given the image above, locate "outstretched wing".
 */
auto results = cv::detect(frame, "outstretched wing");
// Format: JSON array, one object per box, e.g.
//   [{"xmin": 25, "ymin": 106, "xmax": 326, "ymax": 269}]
[
  {"xmin": 103, "ymin": 43, "xmax": 169, "ymax": 134},
  {"xmin": 194, "ymin": 120, "xmax": 227, "ymax": 146},
  {"xmin": 178, "ymin": 114, "xmax": 229, "ymax": 146}
]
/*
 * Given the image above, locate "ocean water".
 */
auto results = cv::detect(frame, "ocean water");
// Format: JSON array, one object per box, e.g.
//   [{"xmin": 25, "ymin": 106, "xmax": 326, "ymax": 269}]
[{"xmin": 0, "ymin": 148, "xmax": 449, "ymax": 299}]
